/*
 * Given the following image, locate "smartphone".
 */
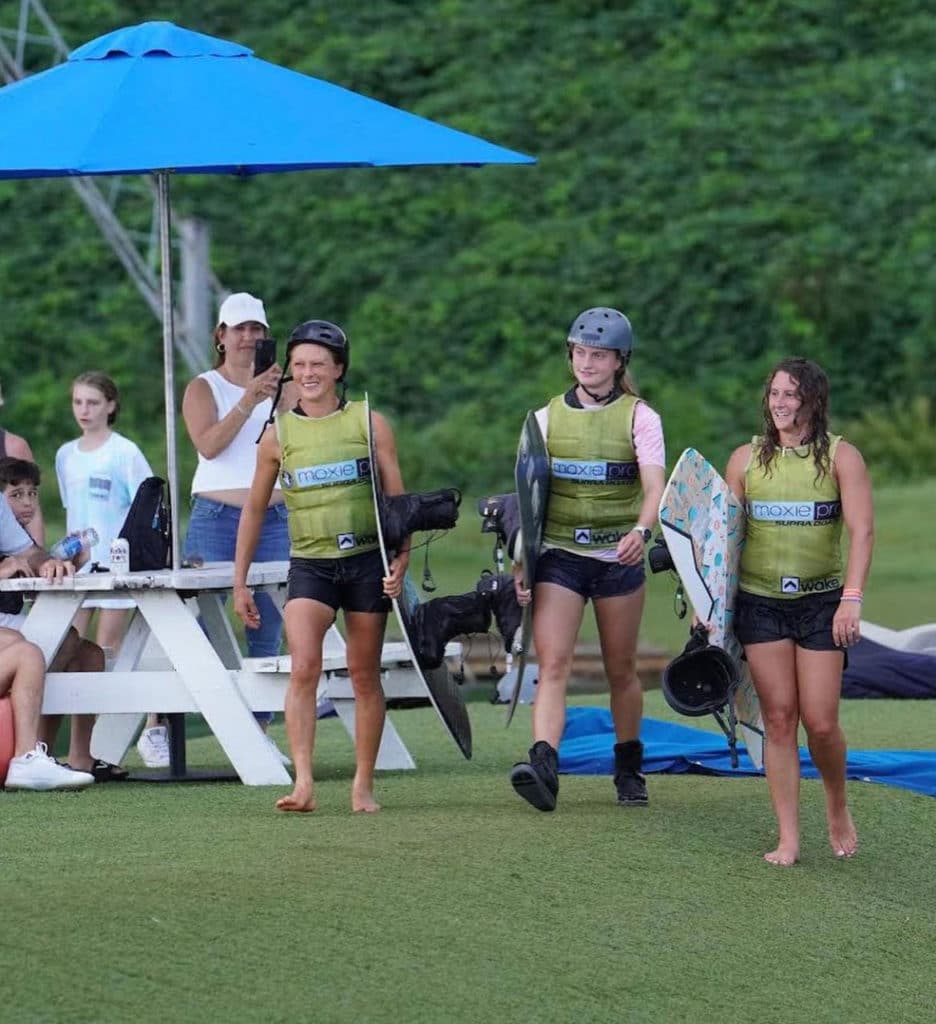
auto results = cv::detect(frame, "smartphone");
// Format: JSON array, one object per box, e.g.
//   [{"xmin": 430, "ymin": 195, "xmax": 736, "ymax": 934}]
[{"xmin": 254, "ymin": 336, "xmax": 277, "ymax": 376}]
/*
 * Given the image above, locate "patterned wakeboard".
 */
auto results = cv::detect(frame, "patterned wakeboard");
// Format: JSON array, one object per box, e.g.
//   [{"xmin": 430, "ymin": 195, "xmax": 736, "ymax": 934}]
[{"xmin": 658, "ymin": 447, "xmax": 764, "ymax": 767}]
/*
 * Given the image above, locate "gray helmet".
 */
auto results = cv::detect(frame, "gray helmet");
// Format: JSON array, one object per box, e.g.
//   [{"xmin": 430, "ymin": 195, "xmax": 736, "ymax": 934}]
[
  {"xmin": 286, "ymin": 320, "xmax": 349, "ymax": 380},
  {"xmin": 567, "ymin": 307, "xmax": 633, "ymax": 355}
]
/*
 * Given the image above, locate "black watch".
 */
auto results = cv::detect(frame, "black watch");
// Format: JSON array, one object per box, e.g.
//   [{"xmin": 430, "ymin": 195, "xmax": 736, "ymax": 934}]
[{"xmin": 633, "ymin": 526, "xmax": 652, "ymax": 544}]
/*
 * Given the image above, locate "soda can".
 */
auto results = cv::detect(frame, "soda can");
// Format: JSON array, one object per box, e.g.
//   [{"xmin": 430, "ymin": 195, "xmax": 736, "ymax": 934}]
[{"xmin": 110, "ymin": 537, "xmax": 130, "ymax": 574}]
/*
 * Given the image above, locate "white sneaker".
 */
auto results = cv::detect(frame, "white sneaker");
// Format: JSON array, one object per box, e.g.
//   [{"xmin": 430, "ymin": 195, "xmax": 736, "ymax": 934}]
[
  {"xmin": 136, "ymin": 725, "xmax": 170, "ymax": 768},
  {"xmin": 265, "ymin": 733, "xmax": 291, "ymax": 766},
  {"xmin": 4, "ymin": 743, "xmax": 95, "ymax": 791}
]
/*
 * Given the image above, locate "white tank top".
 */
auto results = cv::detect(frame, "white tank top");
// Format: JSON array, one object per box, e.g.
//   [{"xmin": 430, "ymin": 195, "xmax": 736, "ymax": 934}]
[{"xmin": 190, "ymin": 370, "xmax": 280, "ymax": 494}]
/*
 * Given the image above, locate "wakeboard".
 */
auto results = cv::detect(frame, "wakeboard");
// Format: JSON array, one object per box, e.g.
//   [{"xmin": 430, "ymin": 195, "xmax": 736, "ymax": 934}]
[
  {"xmin": 506, "ymin": 410, "xmax": 550, "ymax": 725},
  {"xmin": 658, "ymin": 447, "xmax": 764, "ymax": 767},
  {"xmin": 366, "ymin": 399, "xmax": 472, "ymax": 759}
]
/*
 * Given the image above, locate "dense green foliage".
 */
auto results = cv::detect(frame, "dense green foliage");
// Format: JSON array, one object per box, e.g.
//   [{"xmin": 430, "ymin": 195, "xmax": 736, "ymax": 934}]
[{"xmin": 2, "ymin": 0, "xmax": 935, "ymax": 497}]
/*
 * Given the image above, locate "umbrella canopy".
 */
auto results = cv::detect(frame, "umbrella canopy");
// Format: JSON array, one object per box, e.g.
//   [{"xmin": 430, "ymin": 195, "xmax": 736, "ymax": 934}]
[
  {"xmin": 0, "ymin": 21, "xmax": 534, "ymax": 567},
  {"xmin": 0, "ymin": 21, "xmax": 534, "ymax": 176}
]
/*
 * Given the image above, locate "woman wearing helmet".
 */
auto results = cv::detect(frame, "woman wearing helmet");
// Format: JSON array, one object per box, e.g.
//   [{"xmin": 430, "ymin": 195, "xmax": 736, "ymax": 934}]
[
  {"xmin": 510, "ymin": 307, "xmax": 666, "ymax": 812},
  {"xmin": 725, "ymin": 358, "xmax": 872, "ymax": 865},
  {"xmin": 233, "ymin": 320, "xmax": 408, "ymax": 814},
  {"xmin": 176, "ymin": 293, "xmax": 291, "ymax": 770}
]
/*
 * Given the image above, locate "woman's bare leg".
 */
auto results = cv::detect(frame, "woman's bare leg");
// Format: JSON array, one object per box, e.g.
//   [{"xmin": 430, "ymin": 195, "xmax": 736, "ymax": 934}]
[
  {"xmin": 797, "ymin": 647, "xmax": 856, "ymax": 857},
  {"xmin": 746, "ymin": 640, "xmax": 801, "ymax": 866},
  {"xmin": 530, "ymin": 583, "xmax": 586, "ymax": 748},
  {"xmin": 277, "ymin": 598, "xmax": 334, "ymax": 812},
  {"xmin": 343, "ymin": 610, "xmax": 388, "ymax": 812}
]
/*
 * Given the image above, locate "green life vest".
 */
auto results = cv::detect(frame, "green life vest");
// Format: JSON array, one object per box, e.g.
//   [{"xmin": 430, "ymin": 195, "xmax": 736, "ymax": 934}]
[
  {"xmin": 275, "ymin": 401, "xmax": 378, "ymax": 559},
  {"xmin": 740, "ymin": 435, "xmax": 844, "ymax": 599},
  {"xmin": 542, "ymin": 393, "xmax": 643, "ymax": 551}
]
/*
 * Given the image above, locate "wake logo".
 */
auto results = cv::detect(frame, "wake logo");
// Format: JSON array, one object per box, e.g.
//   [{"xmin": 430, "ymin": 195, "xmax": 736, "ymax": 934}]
[
  {"xmin": 336, "ymin": 532, "xmax": 378, "ymax": 551},
  {"xmin": 780, "ymin": 576, "xmax": 841, "ymax": 594},
  {"xmin": 574, "ymin": 527, "xmax": 625, "ymax": 546},
  {"xmin": 552, "ymin": 458, "xmax": 638, "ymax": 484},
  {"xmin": 749, "ymin": 500, "xmax": 842, "ymax": 524},
  {"xmin": 293, "ymin": 458, "xmax": 365, "ymax": 489}
]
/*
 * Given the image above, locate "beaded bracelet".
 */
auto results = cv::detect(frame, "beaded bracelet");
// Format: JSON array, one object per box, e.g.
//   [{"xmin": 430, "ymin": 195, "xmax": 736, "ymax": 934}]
[{"xmin": 235, "ymin": 402, "xmax": 250, "ymax": 417}]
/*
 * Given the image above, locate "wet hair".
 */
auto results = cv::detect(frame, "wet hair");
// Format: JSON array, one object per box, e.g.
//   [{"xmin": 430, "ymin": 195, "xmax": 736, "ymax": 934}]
[
  {"xmin": 757, "ymin": 357, "xmax": 831, "ymax": 480},
  {"xmin": 0, "ymin": 456, "xmax": 40, "ymax": 489},
  {"xmin": 72, "ymin": 371, "xmax": 120, "ymax": 425}
]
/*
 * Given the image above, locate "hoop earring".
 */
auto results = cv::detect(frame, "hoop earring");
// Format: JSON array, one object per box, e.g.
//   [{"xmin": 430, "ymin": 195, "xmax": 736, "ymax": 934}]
[{"xmin": 215, "ymin": 342, "xmax": 225, "ymax": 354}]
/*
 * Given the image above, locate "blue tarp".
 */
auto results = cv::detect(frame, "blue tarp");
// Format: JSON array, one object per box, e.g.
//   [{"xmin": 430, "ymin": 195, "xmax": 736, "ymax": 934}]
[{"xmin": 559, "ymin": 707, "xmax": 936, "ymax": 798}]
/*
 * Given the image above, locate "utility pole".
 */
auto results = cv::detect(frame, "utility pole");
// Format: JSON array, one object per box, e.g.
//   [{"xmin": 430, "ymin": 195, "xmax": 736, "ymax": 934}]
[{"xmin": 0, "ymin": 0, "xmax": 224, "ymax": 372}]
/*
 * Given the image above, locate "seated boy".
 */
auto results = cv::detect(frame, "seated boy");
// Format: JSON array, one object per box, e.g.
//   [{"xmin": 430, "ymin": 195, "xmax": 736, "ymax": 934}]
[{"xmin": 0, "ymin": 457, "xmax": 127, "ymax": 782}]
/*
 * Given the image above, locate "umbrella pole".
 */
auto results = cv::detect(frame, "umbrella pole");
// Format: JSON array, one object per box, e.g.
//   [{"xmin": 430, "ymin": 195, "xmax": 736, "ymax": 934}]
[{"xmin": 157, "ymin": 171, "xmax": 182, "ymax": 571}]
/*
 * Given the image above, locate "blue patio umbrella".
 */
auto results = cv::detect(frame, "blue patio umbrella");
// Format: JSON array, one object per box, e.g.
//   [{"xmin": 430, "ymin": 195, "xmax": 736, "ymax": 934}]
[{"xmin": 0, "ymin": 21, "xmax": 535, "ymax": 566}]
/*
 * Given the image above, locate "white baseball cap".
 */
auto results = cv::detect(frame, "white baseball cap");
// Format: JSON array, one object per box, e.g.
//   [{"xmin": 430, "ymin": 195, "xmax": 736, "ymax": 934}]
[{"xmin": 217, "ymin": 292, "xmax": 269, "ymax": 329}]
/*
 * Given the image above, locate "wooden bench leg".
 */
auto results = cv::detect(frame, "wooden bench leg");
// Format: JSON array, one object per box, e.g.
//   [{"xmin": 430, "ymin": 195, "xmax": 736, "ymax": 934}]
[{"xmin": 90, "ymin": 610, "xmax": 151, "ymax": 764}]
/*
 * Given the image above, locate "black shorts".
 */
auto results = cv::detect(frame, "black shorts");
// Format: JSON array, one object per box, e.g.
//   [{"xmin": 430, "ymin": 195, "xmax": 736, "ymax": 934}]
[
  {"xmin": 286, "ymin": 549, "xmax": 390, "ymax": 613},
  {"xmin": 734, "ymin": 588, "xmax": 843, "ymax": 652},
  {"xmin": 534, "ymin": 547, "xmax": 645, "ymax": 601}
]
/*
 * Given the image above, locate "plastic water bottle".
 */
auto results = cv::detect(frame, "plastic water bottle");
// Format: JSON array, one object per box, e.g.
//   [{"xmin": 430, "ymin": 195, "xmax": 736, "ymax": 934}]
[
  {"xmin": 109, "ymin": 537, "xmax": 130, "ymax": 574},
  {"xmin": 49, "ymin": 528, "xmax": 99, "ymax": 561}
]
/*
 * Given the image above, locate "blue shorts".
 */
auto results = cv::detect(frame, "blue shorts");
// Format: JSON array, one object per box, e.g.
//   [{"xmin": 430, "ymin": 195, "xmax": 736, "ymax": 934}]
[
  {"xmin": 286, "ymin": 549, "xmax": 389, "ymax": 613},
  {"xmin": 534, "ymin": 547, "xmax": 645, "ymax": 601}
]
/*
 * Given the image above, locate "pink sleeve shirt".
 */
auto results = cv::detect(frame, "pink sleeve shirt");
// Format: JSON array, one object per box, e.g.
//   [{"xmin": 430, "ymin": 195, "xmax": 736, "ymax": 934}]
[{"xmin": 632, "ymin": 401, "xmax": 665, "ymax": 468}]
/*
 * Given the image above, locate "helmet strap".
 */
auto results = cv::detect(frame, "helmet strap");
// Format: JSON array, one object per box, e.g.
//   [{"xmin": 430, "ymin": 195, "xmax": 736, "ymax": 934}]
[{"xmin": 578, "ymin": 381, "xmax": 622, "ymax": 405}]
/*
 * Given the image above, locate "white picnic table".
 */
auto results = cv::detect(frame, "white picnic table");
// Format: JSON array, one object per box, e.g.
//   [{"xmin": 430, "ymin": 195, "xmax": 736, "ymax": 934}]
[{"xmin": 0, "ymin": 561, "xmax": 456, "ymax": 784}]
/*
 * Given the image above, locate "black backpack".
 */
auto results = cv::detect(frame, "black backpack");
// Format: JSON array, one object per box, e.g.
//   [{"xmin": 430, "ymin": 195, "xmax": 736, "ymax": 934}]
[{"xmin": 117, "ymin": 476, "xmax": 171, "ymax": 572}]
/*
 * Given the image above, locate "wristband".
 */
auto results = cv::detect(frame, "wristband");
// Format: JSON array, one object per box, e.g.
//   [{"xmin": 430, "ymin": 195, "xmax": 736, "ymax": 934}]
[
  {"xmin": 840, "ymin": 596, "xmax": 863, "ymax": 603},
  {"xmin": 235, "ymin": 402, "xmax": 250, "ymax": 417}
]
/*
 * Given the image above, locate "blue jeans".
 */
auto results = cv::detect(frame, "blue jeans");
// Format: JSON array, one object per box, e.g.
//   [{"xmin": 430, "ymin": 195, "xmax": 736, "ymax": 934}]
[{"xmin": 184, "ymin": 497, "xmax": 290, "ymax": 724}]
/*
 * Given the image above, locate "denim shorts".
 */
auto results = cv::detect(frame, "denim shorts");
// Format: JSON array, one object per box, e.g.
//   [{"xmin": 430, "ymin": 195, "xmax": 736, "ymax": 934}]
[
  {"xmin": 534, "ymin": 546, "xmax": 645, "ymax": 601},
  {"xmin": 734, "ymin": 589, "xmax": 843, "ymax": 652},
  {"xmin": 184, "ymin": 496, "xmax": 289, "ymax": 724},
  {"xmin": 287, "ymin": 549, "xmax": 389, "ymax": 613}
]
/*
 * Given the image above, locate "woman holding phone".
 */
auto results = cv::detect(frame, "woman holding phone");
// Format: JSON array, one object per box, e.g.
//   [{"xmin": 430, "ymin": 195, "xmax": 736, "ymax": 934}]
[{"xmin": 153, "ymin": 292, "xmax": 291, "ymax": 767}]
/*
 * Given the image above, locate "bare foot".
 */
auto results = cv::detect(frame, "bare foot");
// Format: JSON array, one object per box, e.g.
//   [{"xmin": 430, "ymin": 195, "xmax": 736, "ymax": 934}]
[
  {"xmin": 351, "ymin": 782, "xmax": 380, "ymax": 813},
  {"xmin": 275, "ymin": 782, "xmax": 317, "ymax": 813},
  {"xmin": 828, "ymin": 807, "xmax": 858, "ymax": 858},
  {"xmin": 763, "ymin": 843, "xmax": 800, "ymax": 867}
]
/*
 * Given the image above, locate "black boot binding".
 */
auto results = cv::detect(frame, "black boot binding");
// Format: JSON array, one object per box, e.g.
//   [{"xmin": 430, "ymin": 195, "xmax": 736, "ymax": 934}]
[
  {"xmin": 410, "ymin": 592, "xmax": 491, "ymax": 671},
  {"xmin": 475, "ymin": 570, "xmax": 523, "ymax": 656},
  {"xmin": 613, "ymin": 739, "xmax": 648, "ymax": 807},
  {"xmin": 510, "ymin": 740, "xmax": 559, "ymax": 812}
]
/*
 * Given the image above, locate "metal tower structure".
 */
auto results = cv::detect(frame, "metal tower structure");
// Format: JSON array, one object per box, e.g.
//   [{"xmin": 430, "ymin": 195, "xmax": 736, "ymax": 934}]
[{"xmin": 0, "ymin": 0, "xmax": 222, "ymax": 371}]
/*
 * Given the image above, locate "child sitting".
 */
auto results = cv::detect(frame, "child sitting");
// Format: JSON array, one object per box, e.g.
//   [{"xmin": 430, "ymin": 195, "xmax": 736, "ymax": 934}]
[{"xmin": 0, "ymin": 456, "xmax": 127, "ymax": 781}]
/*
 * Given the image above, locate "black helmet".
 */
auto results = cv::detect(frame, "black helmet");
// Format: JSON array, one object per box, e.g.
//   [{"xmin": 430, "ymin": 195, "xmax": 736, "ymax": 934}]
[
  {"xmin": 567, "ymin": 307, "xmax": 634, "ymax": 355},
  {"xmin": 661, "ymin": 638, "xmax": 738, "ymax": 718},
  {"xmin": 286, "ymin": 320, "xmax": 349, "ymax": 380}
]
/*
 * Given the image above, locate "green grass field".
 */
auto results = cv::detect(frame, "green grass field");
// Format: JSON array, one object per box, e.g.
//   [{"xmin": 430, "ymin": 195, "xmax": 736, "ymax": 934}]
[
  {"xmin": 4, "ymin": 693, "xmax": 936, "ymax": 1024},
  {"xmin": 11, "ymin": 478, "xmax": 933, "ymax": 1023}
]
